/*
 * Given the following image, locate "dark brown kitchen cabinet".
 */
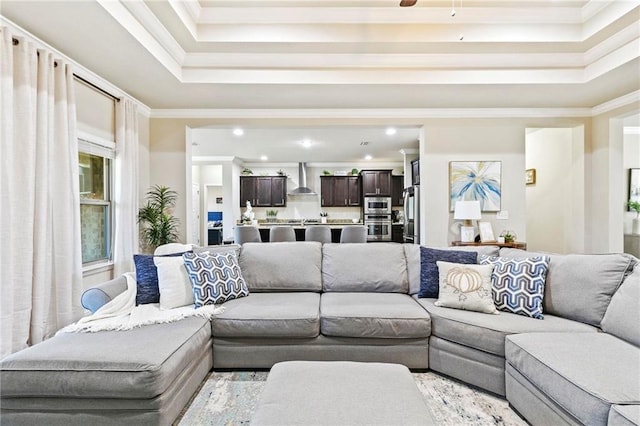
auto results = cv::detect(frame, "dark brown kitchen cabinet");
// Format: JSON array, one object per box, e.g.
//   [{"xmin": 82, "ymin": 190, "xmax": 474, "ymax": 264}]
[
  {"xmin": 392, "ymin": 175, "xmax": 405, "ymax": 206},
  {"xmin": 360, "ymin": 170, "xmax": 392, "ymax": 197},
  {"xmin": 240, "ymin": 176, "xmax": 287, "ymax": 207},
  {"xmin": 320, "ymin": 176, "xmax": 360, "ymax": 207}
]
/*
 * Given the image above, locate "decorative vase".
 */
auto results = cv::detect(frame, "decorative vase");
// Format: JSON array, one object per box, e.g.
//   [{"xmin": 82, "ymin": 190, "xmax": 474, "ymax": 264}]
[
  {"xmin": 633, "ymin": 218, "xmax": 640, "ymax": 235},
  {"xmin": 321, "ymin": 217, "xmax": 327, "ymax": 224}
]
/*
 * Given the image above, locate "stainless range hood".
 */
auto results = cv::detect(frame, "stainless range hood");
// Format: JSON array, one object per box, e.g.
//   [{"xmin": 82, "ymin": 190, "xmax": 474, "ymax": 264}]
[{"xmin": 288, "ymin": 162, "xmax": 317, "ymax": 195}]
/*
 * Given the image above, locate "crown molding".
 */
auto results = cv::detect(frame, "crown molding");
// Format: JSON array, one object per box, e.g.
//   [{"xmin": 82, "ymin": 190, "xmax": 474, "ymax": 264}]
[
  {"xmin": 150, "ymin": 89, "xmax": 640, "ymax": 120},
  {"xmin": 591, "ymin": 90, "xmax": 640, "ymax": 116},
  {"xmin": 150, "ymin": 107, "xmax": 594, "ymax": 119}
]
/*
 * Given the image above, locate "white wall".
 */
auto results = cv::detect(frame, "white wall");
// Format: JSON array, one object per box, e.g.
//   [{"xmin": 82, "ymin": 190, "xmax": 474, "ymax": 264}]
[
  {"xmin": 421, "ymin": 120, "xmax": 527, "ymax": 248},
  {"xmin": 525, "ymin": 128, "xmax": 577, "ymax": 253}
]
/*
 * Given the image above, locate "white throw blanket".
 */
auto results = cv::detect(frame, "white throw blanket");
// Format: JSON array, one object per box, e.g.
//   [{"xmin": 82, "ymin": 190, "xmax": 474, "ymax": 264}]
[{"xmin": 58, "ymin": 272, "xmax": 224, "ymax": 334}]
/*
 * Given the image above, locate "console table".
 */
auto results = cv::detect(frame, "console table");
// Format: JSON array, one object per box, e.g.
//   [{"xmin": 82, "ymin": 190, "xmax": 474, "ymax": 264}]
[{"xmin": 451, "ymin": 241, "xmax": 527, "ymax": 250}]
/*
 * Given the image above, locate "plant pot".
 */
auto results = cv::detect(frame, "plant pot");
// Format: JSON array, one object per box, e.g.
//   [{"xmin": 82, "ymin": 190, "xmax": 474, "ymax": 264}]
[
  {"xmin": 633, "ymin": 218, "xmax": 640, "ymax": 235},
  {"xmin": 321, "ymin": 217, "xmax": 327, "ymax": 224}
]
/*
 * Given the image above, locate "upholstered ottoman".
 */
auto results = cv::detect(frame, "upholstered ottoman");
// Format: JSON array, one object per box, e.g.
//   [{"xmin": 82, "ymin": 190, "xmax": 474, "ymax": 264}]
[{"xmin": 251, "ymin": 361, "xmax": 436, "ymax": 426}]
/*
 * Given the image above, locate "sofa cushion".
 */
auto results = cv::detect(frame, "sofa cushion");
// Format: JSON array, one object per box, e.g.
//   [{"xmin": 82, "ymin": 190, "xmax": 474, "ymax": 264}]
[
  {"xmin": 416, "ymin": 298, "xmax": 597, "ymax": 356},
  {"xmin": 500, "ymin": 249, "xmax": 637, "ymax": 327},
  {"xmin": 404, "ymin": 245, "xmax": 500, "ymax": 296},
  {"xmin": 211, "ymin": 293, "xmax": 320, "ymax": 338},
  {"xmin": 601, "ymin": 265, "xmax": 640, "ymax": 347},
  {"xmin": 506, "ymin": 333, "xmax": 640, "ymax": 426},
  {"xmin": 320, "ymin": 293, "xmax": 430, "ymax": 338},
  {"xmin": 419, "ymin": 247, "xmax": 478, "ymax": 298},
  {"xmin": 404, "ymin": 244, "xmax": 421, "ymax": 295},
  {"xmin": 609, "ymin": 404, "xmax": 640, "ymax": 426},
  {"xmin": 239, "ymin": 242, "xmax": 322, "ymax": 292},
  {"xmin": 322, "ymin": 243, "xmax": 408, "ymax": 293},
  {"xmin": 434, "ymin": 261, "xmax": 497, "ymax": 314},
  {"xmin": 155, "ymin": 256, "xmax": 195, "ymax": 309},
  {"xmin": 133, "ymin": 251, "xmax": 192, "ymax": 306},
  {"xmin": 183, "ymin": 251, "xmax": 249, "ymax": 307},
  {"xmin": 479, "ymin": 255, "xmax": 550, "ymax": 319},
  {"xmin": 0, "ymin": 317, "xmax": 211, "ymax": 399}
]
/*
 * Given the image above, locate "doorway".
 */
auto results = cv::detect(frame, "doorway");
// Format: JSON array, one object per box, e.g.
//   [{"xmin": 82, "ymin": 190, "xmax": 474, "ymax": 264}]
[{"xmin": 525, "ymin": 127, "xmax": 585, "ymax": 253}]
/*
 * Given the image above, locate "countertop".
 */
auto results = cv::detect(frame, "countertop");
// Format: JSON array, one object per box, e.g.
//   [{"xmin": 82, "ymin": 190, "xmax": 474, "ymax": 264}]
[{"xmin": 237, "ymin": 220, "xmax": 363, "ymax": 229}]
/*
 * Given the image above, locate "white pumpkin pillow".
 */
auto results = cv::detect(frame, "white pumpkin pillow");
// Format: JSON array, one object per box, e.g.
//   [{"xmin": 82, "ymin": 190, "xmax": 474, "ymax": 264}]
[{"xmin": 434, "ymin": 261, "xmax": 498, "ymax": 314}]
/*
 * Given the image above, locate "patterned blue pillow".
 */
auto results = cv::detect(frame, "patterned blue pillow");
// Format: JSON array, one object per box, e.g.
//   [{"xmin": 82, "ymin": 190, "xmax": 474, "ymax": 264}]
[
  {"xmin": 133, "ymin": 252, "xmax": 191, "ymax": 305},
  {"xmin": 182, "ymin": 251, "xmax": 249, "ymax": 307},
  {"xmin": 479, "ymin": 255, "xmax": 550, "ymax": 319},
  {"xmin": 419, "ymin": 247, "xmax": 477, "ymax": 298}
]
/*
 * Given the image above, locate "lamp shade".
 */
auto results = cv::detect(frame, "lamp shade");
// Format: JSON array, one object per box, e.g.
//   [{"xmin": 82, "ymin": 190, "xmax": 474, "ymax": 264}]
[{"xmin": 454, "ymin": 200, "xmax": 481, "ymax": 220}]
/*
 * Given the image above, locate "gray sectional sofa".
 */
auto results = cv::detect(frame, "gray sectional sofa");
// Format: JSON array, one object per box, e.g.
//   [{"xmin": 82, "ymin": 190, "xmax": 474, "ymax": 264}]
[{"xmin": 1, "ymin": 241, "xmax": 638, "ymax": 426}]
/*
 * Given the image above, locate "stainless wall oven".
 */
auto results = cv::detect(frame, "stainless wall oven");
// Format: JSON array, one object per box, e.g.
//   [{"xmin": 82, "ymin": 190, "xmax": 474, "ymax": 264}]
[
  {"xmin": 364, "ymin": 216, "xmax": 392, "ymax": 242},
  {"xmin": 363, "ymin": 197, "xmax": 392, "ymax": 241}
]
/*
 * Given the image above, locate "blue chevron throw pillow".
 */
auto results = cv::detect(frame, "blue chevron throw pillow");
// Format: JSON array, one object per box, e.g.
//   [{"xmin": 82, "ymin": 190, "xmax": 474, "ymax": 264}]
[
  {"xmin": 479, "ymin": 255, "xmax": 550, "ymax": 319},
  {"xmin": 182, "ymin": 251, "xmax": 249, "ymax": 307}
]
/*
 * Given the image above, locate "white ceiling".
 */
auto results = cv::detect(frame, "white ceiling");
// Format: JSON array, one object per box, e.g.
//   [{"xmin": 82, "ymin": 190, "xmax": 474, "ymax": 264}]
[
  {"xmin": 1, "ymin": 0, "xmax": 638, "ymax": 162},
  {"xmin": 191, "ymin": 125, "xmax": 420, "ymax": 162}
]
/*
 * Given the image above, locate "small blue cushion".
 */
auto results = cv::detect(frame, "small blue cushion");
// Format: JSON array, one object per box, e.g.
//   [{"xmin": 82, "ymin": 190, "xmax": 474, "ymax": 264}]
[
  {"xmin": 133, "ymin": 251, "xmax": 191, "ymax": 305},
  {"xmin": 419, "ymin": 247, "xmax": 477, "ymax": 298},
  {"xmin": 134, "ymin": 254, "xmax": 159, "ymax": 305}
]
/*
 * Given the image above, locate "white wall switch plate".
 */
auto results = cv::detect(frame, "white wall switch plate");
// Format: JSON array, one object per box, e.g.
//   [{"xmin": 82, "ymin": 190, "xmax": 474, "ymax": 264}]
[{"xmin": 496, "ymin": 210, "xmax": 509, "ymax": 220}]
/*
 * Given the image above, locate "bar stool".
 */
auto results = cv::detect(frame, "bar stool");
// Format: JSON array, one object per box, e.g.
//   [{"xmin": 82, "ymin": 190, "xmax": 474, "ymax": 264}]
[
  {"xmin": 269, "ymin": 226, "xmax": 296, "ymax": 242},
  {"xmin": 234, "ymin": 226, "xmax": 262, "ymax": 245},
  {"xmin": 305, "ymin": 225, "xmax": 332, "ymax": 244},
  {"xmin": 339, "ymin": 226, "xmax": 367, "ymax": 243}
]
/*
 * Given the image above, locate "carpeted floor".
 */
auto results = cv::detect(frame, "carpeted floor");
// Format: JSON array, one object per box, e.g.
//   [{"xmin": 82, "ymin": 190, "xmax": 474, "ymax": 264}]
[{"xmin": 177, "ymin": 370, "xmax": 527, "ymax": 425}]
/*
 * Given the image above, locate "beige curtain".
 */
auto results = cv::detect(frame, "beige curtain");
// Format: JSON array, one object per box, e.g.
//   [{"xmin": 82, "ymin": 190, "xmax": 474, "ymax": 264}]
[{"xmin": 0, "ymin": 27, "xmax": 84, "ymax": 359}]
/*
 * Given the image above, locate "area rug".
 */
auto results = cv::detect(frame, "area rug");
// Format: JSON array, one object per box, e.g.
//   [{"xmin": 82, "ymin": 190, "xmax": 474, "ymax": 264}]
[{"xmin": 177, "ymin": 370, "xmax": 526, "ymax": 425}]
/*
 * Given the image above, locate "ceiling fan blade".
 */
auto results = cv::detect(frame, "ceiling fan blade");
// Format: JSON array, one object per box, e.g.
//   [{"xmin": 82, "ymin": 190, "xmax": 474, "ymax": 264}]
[{"xmin": 399, "ymin": 0, "xmax": 417, "ymax": 6}]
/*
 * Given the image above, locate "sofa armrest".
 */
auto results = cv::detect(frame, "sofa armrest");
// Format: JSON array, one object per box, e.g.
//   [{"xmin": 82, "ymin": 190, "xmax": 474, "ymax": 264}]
[{"xmin": 81, "ymin": 276, "xmax": 128, "ymax": 313}]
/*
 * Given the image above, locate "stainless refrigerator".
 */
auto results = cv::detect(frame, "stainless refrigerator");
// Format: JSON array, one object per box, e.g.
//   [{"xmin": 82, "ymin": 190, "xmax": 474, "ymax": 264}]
[{"xmin": 403, "ymin": 185, "xmax": 419, "ymax": 244}]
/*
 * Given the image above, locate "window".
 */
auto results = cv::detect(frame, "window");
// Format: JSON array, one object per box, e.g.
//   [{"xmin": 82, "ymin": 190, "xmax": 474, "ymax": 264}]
[{"xmin": 79, "ymin": 137, "xmax": 114, "ymax": 265}]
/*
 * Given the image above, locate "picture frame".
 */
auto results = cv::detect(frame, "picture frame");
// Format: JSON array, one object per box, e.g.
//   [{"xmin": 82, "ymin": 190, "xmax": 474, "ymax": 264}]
[
  {"xmin": 630, "ymin": 168, "xmax": 640, "ymax": 210},
  {"xmin": 216, "ymin": 197, "xmax": 223, "ymax": 204},
  {"xmin": 478, "ymin": 221, "xmax": 496, "ymax": 242},
  {"xmin": 449, "ymin": 161, "xmax": 502, "ymax": 212},
  {"xmin": 526, "ymin": 168, "xmax": 536, "ymax": 185}
]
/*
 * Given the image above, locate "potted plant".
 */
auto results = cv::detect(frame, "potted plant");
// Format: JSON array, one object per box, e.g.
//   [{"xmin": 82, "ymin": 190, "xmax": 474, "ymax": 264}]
[
  {"xmin": 137, "ymin": 185, "xmax": 180, "ymax": 252},
  {"xmin": 266, "ymin": 209, "xmax": 279, "ymax": 223},
  {"xmin": 628, "ymin": 200, "xmax": 640, "ymax": 234},
  {"xmin": 350, "ymin": 168, "xmax": 359, "ymax": 175},
  {"xmin": 322, "ymin": 170, "xmax": 332, "ymax": 176},
  {"xmin": 241, "ymin": 168, "xmax": 253, "ymax": 175},
  {"xmin": 500, "ymin": 230, "xmax": 517, "ymax": 244}
]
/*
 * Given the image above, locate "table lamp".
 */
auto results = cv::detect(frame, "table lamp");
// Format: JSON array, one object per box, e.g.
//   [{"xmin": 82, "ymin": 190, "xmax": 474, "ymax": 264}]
[{"xmin": 454, "ymin": 200, "xmax": 481, "ymax": 243}]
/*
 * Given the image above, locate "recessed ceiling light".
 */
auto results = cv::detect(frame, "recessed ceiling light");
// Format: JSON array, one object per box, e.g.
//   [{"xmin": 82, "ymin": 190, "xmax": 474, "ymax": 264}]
[
  {"xmin": 365, "ymin": 155, "xmax": 373, "ymax": 160},
  {"xmin": 260, "ymin": 155, "xmax": 268, "ymax": 161},
  {"xmin": 385, "ymin": 127, "xmax": 397, "ymax": 136},
  {"xmin": 301, "ymin": 139, "xmax": 312, "ymax": 148},
  {"xmin": 233, "ymin": 128, "xmax": 244, "ymax": 136}
]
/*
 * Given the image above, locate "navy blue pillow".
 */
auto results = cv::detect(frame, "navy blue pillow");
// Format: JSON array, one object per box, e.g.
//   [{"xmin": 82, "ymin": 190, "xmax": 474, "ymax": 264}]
[
  {"xmin": 133, "ymin": 254, "xmax": 160, "ymax": 305},
  {"xmin": 419, "ymin": 247, "xmax": 477, "ymax": 298},
  {"xmin": 133, "ymin": 252, "xmax": 191, "ymax": 305}
]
